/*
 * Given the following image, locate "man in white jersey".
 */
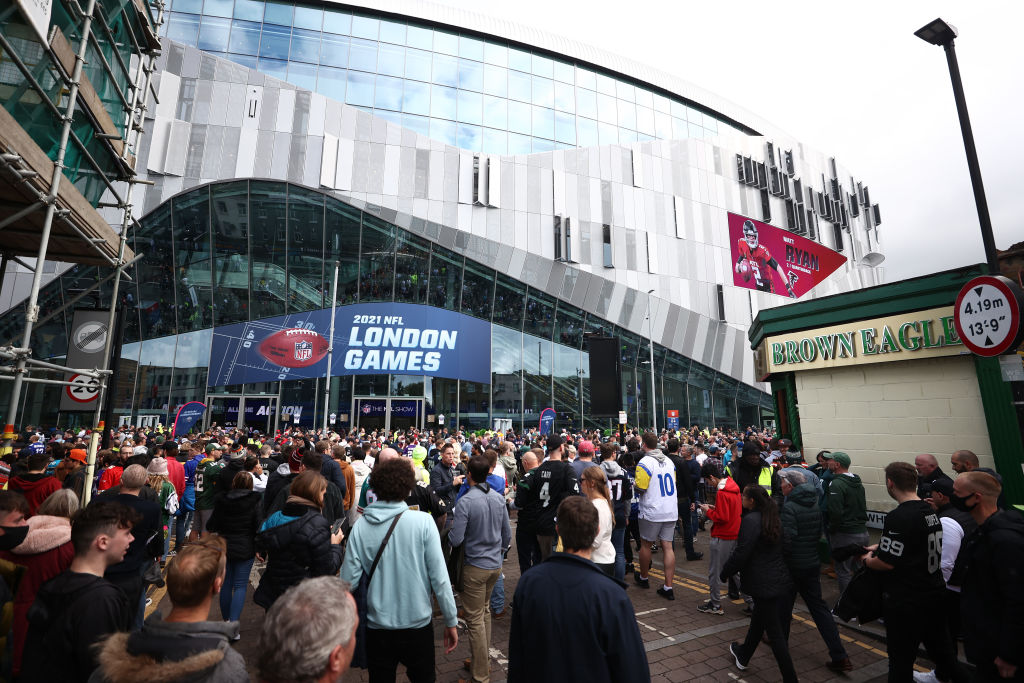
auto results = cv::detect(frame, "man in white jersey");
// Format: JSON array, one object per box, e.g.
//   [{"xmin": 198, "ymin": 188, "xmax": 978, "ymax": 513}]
[{"xmin": 633, "ymin": 431, "xmax": 679, "ymax": 600}]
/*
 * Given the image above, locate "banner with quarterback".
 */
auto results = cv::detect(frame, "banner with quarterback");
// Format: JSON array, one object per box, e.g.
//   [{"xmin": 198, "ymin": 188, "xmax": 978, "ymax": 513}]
[{"xmin": 728, "ymin": 213, "xmax": 847, "ymax": 299}]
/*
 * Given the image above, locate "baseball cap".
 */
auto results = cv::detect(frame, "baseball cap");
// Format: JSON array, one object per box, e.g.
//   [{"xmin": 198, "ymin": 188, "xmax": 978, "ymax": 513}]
[
  {"xmin": 785, "ymin": 452, "xmax": 803, "ymax": 464},
  {"xmin": 577, "ymin": 440, "xmax": 595, "ymax": 455},
  {"xmin": 825, "ymin": 451, "xmax": 851, "ymax": 468},
  {"xmin": 930, "ymin": 477, "xmax": 955, "ymax": 499},
  {"xmin": 778, "ymin": 438, "xmax": 793, "ymax": 448},
  {"xmin": 546, "ymin": 434, "xmax": 563, "ymax": 451},
  {"xmin": 68, "ymin": 448, "xmax": 88, "ymax": 464}
]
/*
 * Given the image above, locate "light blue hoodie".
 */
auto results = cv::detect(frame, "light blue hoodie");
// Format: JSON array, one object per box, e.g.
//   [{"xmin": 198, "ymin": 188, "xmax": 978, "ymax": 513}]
[{"xmin": 340, "ymin": 500, "xmax": 457, "ymax": 630}]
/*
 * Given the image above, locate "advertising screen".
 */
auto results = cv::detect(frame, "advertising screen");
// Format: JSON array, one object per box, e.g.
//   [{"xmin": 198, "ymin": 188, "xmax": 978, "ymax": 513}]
[
  {"xmin": 209, "ymin": 302, "xmax": 492, "ymax": 387},
  {"xmin": 728, "ymin": 213, "xmax": 847, "ymax": 299}
]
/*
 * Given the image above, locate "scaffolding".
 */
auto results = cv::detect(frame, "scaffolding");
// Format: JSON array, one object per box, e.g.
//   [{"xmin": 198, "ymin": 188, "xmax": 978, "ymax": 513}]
[{"xmin": 0, "ymin": 0, "xmax": 164, "ymax": 499}]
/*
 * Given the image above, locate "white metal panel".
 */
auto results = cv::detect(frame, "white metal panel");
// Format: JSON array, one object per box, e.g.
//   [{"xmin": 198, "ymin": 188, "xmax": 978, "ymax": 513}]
[
  {"xmin": 514, "ymin": 163, "xmax": 527, "ymax": 210},
  {"xmin": 631, "ymin": 145, "xmax": 644, "ymax": 188},
  {"xmin": 275, "ymin": 89, "xmax": 295, "ymax": 133},
  {"xmin": 235, "ymin": 127, "xmax": 257, "ymax": 177},
  {"xmin": 486, "ymin": 156, "xmax": 501, "ymax": 208},
  {"xmin": 320, "ymin": 134, "xmax": 338, "ymax": 188},
  {"xmin": 539, "ymin": 168, "xmax": 553, "ymax": 216},
  {"xmin": 382, "ymin": 144, "xmax": 401, "ymax": 196},
  {"xmin": 163, "ymin": 121, "xmax": 190, "ymax": 176},
  {"xmin": 427, "ymin": 149, "xmax": 445, "ymax": 200},
  {"xmin": 335, "ymin": 137, "xmax": 354, "ymax": 191},
  {"xmin": 146, "ymin": 120, "xmax": 170, "ymax": 174},
  {"xmin": 308, "ymin": 93, "xmax": 327, "ymax": 137},
  {"xmin": 154, "ymin": 72, "xmax": 179, "ymax": 121},
  {"xmin": 241, "ymin": 85, "xmax": 262, "ymax": 130}
]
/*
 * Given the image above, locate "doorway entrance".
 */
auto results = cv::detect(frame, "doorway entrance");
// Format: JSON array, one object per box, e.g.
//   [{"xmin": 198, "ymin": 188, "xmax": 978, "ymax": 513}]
[
  {"xmin": 353, "ymin": 397, "xmax": 423, "ymax": 433},
  {"xmin": 204, "ymin": 394, "xmax": 279, "ymax": 432}
]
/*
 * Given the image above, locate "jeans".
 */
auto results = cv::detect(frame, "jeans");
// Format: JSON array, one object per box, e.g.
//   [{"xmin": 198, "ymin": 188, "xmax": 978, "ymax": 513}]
[
  {"xmin": 515, "ymin": 525, "xmax": 540, "ymax": 573},
  {"xmin": 219, "ymin": 557, "xmax": 255, "ymax": 622},
  {"xmin": 830, "ymin": 530, "xmax": 869, "ymax": 594},
  {"xmin": 676, "ymin": 498, "xmax": 697, "ymax": 556},
  {"xmin": 782, "ymin": 565, "xmax": 848, "ymax": 662},
  {"xmin": 174, "ymin": 510, "xmax": 193, "ymax": 551},
  {"xmin": 489, "ymin": 572, "xmax": 504, "ymax": 613},
  {"xmin": 462, "ymin": 564, "xmax": 501, "ymax": 683},
  {"xmin": 611, "ymin": 526, "xmax": 626, "ymax": 582},
  {"xmin": 707, "ymin": 537, "xmax": 735, "ymax": 607},
  {"xmin": 734, "ymin": 595, "xmax": 798, "ymax": 683},
  {"xmin": 366, "ymin": 625, "xmax": 436, "ymax": 683},
  {"xmin": 883, "ymin": 605, "xmax": 967, "ymax": 683}
]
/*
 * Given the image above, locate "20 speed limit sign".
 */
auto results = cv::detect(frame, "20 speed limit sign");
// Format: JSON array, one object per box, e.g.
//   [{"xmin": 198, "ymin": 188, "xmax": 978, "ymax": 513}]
[
  {"xmin": 66, "ymin": 373, "xmax": 100, "ymax": 404},
  {"xmin": 953, "ymin": 275, "xmax": 1024, "ymax": 357}
]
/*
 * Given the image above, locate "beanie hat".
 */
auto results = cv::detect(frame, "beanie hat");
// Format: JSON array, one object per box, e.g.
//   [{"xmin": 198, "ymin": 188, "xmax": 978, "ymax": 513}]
[{"xmin": 411, "ymin": 445, "xmax": 427, "ymax": 463}]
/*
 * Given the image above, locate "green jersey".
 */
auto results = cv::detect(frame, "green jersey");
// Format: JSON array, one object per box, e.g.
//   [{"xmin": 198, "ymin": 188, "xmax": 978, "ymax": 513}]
[{"xmin": 195, "ymin": 459, "xmax": 225, "ymax": 511}]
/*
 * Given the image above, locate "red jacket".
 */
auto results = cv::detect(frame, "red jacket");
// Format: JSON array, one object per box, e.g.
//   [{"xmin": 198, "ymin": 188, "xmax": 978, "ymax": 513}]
[
  {"xmin": 97, "ymin": 465, "xmax": 123, "ymax": 491},
  {"xmin": 7, "ymin": 474, "xmax": 61, "ymax": 516},
  {"xmin": 707, "ymin": 477, "xmax": 742, "ymax": 540},
  {"xmin": 166, "ymin": 457, "xmax": 185, "ymax": 496},
  {"xmin": 0, "ymin": 515, "xmax": 74, "ymax": 676}
]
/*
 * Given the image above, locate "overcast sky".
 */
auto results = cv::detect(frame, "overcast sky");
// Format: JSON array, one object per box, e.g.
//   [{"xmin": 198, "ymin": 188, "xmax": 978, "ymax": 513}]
[{"xmin": 439, "ymin": 0, "xmax": 1022, "ymax": 282}]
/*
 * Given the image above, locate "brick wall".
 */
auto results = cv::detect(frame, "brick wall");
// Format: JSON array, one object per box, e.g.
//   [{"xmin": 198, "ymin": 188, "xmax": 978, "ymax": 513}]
[{"xmin": 795, "ymin": 355, "xmax": 993, "ymax": 512}]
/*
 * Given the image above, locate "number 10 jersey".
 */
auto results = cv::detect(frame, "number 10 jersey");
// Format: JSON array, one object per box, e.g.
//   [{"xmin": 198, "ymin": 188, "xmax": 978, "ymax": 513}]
[{"xmin": 635, "ymin": 453, "xmax": 679, "ymax": 523}]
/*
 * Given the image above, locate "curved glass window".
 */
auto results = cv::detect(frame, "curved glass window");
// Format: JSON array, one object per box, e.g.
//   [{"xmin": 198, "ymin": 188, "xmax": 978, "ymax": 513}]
[{"xmin": 161, "ymin": 6, "xmax": 748, "ymax": 154}]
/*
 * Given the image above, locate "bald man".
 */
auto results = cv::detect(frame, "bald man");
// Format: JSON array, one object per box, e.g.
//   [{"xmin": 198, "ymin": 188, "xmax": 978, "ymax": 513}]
[
  {"xmin": 950, "ymin": 450, "xmax": 979, "ymax": 474},
  {"xmin": 914, "ymin": 453, "xmax": 952, "ymax": 500},
  {"xmin": 357, "ymin": 447, "xmax": 448, "ymax": 529},
  {"xmin": 954, "ymin": 472, "xmax": 1024, "ymax": 682}
]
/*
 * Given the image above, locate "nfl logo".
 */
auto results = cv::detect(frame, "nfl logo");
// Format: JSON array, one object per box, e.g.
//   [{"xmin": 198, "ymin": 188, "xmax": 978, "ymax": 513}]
[
  {"xmin": 362, "ymin": 404, "xmax": 373, "ymax": 415},
  {"xmin": 294, "ymin": 340, "xmax": 313, "ymax": 362}
]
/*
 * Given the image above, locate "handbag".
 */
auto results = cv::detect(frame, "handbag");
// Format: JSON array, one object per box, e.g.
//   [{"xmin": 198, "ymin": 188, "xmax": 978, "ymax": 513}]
[
  {"xmin": 832, "ymin": 565, "xmax": 884, "ymax": 624},
  {"xmin": 350, "ymin": 511, "xmax": 404, "ymax": 670}
]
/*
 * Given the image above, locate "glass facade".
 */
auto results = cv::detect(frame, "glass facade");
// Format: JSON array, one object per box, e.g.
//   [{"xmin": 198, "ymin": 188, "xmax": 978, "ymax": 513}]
[
  {"xmin": 158, "ymin": 3, "xmax": 745, "ymax": 154},
  {"xmin": 0, "ymin": 181, "xmax": 772, "ymax": 431}
]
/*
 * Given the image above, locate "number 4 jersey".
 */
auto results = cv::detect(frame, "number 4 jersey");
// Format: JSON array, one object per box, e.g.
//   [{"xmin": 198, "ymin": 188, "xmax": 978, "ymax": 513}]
[
  {"xmin": 876, "ymin": 499, "xmax": 945, "ymax": 608},
  {"xmin": 515, "ymin": 460, "xmax": 580, "ymax": 536},
  {"xmin": 635, "ymin": 452, "xmax": 678, "ymax": 523}
]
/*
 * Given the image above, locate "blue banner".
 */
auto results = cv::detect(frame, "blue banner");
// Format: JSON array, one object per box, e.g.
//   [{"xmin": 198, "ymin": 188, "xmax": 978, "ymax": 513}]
[
  {"xmin": 208, "ymin": 302, "xmax": 492, "ymax": 387},
  {"xmin": 538, "ymin": 407, "xmax": 556, "ymax": 435},
  {"xmin": 172, "ymin": 401, "xmax": 206, "ymax": 438}
]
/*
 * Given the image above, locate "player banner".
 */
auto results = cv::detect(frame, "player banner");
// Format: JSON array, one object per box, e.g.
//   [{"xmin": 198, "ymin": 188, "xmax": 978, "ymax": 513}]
[
  {"xmin": 728, "ymin": 213, "xmax": 846, "ymax": 299},
  {"xmin": 208, "ymin": 302, "xmax": 492, "ymax": 387}
]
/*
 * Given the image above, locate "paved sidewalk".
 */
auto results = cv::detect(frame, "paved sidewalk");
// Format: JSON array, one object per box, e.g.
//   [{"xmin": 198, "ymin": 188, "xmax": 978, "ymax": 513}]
[{"xmin": 149, "ymin": 520, "xmax": 944, "ymax": 682}]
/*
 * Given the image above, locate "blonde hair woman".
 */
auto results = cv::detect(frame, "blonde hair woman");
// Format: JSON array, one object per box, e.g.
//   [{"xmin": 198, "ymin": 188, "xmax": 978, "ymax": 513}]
[
  {"xmin": 581, "ymin": 466, "xmax": 616, "ymax": 576},
  {"xmin": 146, "ymin": 457, "xmax": 179, "ymax": 559}
]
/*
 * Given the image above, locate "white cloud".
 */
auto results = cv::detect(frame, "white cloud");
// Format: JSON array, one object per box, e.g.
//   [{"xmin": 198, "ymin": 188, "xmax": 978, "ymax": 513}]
[{"xmin": 437, "ymin": 0, "xmax": 1024, "ymax": 280}]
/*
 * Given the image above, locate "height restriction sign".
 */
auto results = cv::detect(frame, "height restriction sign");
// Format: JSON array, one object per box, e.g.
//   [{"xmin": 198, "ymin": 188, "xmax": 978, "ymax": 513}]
[{"xmin": 953, "ymin": 275, "xmax": 1024, "ymax": 357}]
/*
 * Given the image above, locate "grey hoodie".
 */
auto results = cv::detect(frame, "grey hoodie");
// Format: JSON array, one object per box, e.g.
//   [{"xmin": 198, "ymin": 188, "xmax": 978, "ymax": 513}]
[{"xmin": 89, "ymin": 614, "xmax": 247, "ymax": 683}]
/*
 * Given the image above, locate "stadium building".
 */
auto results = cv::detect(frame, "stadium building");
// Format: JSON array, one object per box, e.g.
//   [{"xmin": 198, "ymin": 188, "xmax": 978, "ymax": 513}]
[{"xmin": 0, "ymin": 0, "xmax": 885, "ymax": 434}]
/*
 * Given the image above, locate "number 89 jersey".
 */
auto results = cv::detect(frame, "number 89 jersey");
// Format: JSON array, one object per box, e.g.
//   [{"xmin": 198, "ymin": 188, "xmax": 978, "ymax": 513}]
[
  {"xmin": 635, "ymin": 454, "xmax": 678, "ymax": 523},
  {"xmin": 876, "ymin": 499, "xmax": 946, "ymax": 607}
]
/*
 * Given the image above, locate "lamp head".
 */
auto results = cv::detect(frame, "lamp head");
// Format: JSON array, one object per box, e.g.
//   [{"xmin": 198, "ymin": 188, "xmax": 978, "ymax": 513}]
[{"xmin": 915, "ymin": 18, "xmax": 958, "ymax": 46}]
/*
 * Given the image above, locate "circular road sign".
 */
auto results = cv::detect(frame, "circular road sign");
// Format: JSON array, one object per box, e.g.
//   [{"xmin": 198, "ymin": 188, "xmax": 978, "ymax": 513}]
[
  {"xmin": 72, "ymin": 320, "xmax": 108, "ymax": 353},
  {"xmin": 953, "ymin": 275, "xmax": 1024, "ymax": 357},
  {"xmin": 66, "ymin": 373, "xmax": 100, "ymax": 403}
]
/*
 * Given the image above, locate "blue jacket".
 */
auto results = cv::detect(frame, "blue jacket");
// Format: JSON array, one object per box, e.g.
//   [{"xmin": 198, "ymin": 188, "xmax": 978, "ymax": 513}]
[
  {"xmin": 340, "ymin": 501, "xmax": 457, "ymax": 630},
  {"xmin": 509, "ymin": 553, "xmax": 649, "ymax": 683},
  {"xmin": 455, "ymin": 474, "xmax": 505, "ymax": 502}
]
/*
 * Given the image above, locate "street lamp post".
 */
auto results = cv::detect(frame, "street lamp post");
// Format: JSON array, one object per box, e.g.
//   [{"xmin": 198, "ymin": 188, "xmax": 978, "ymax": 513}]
[
  {"xmin": 914, "ymin": 18, "xmax": 999, "ymax": 274},
  {"xmin": 646, "ymin": 289, "xmax": 657, "ymax": 433}
]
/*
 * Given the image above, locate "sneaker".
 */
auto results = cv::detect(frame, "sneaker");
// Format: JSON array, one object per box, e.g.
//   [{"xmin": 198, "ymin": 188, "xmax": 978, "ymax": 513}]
[
  {"xmin": 145, "ymin": 597, "xmax": 152, "ymax": 607},
  {"xmin": 826, "ymin": 658, "xmax": 854, "ymax": 673},
  {"xmin": 633, "ymin": 572, "xmax": 650, "ymax": 589},
  {"xmin": 912, "ymin": 672, "xmax": 941, "ymax": 683},
  {"xmin": 656, "ymin": 587, "xmax": 675, "ymax": 601},
  {"xmin": 727, "ymin": 591, "xmax": 741, "ymax": 600},
  {"xmin": 625, "ymin": 562, "xmax": 635, "ymax": 574},
  {"xmin": 741, "ymin": 605, "xmax": 753, "ymax": 616},
  {"xmin": 686, "ymin": 552, "xmax": 704, "ymax": 561},
  {"xmin": 697, "ymin": 600, "xmax": 724, "ymax": 615},
  {"xmin": 651, "ymin": 543, "xmax": 659, "ymax": 552},
  {"xmin": 729, "ymin": 642, "xmax": 748, "ymax": 671}
]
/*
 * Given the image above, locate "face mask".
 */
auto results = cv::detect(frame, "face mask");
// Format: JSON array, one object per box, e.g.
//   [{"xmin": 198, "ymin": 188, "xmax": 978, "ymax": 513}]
[
  {"xmin": 949, "ymin": 493, "xmax": 977, "ymax": 513},
  {"xmin": 0, "ymin": 525, "xmax": 29, "ymax": 550}
]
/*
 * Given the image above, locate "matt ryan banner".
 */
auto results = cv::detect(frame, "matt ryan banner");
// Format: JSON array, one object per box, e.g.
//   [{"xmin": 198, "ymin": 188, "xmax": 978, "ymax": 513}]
[
  {"xmin": 209, "ymin": 302, "xmax": 491, "ymax": 387},
  {"xmin": 728, "ymin": 213, "xmax": 846, "ymax": 299}
]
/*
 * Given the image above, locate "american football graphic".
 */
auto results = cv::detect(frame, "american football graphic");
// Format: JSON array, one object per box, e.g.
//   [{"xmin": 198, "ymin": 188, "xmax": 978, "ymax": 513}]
[
  {"xmin": 258, "ymin": 328, "xmax": 329, "ymax": 368},
  {"xmin": 739, "ymin": 260, "xmax": 752, "ymax": 282}
]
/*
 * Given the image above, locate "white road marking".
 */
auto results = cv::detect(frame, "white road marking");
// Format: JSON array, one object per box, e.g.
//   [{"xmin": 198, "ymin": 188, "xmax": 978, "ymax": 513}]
[{"xmin": 634, "ymin": 607, "xmax": 668, "ymax": 616}]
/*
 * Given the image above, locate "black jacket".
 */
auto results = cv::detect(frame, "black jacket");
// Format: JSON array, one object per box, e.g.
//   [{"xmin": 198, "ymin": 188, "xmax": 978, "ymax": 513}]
[
  {"xmin": 430, "ymin": 463, "xmax": 459, "ymax": 509},
  {"xmin": 958, "ymin": 509, "xmax": 1024, "ymax": 668},
  {"xmin": 263, "ymin": 465, "xmax": 293, "ymax": 517},
  {"xmin": 100, "ymin": 493, "xmax": 161, "ymax": 577},
  {"xmin": 207, "ymin": 490, "xmax": 262, "ymax": 561},
  {"xmin": 22, "ymin": 571, "xmax": 130, "ymax": 683},
  {"xmin": 253, "ymin": 503, "xmax": 342, "ymax": 609},
  {"xmin": 780, "ymin": 482, "xmax": 823, "ymax": 571},
  {"xmin": 721, "ymin": 510, "xmax": 792, "ymax": 599},
  {"xmin": 916, "ymin": 468, "xmax": 952, "ymax": 500},
  {"xmin": 216, "ymin": 459, "xmax": 246, "ymax": 496},
  {"xmin": 267, "ymin": 477, "xmax": 346, "ymax": 524},
  {"xmin": 509, "ymin": 553, "xmax": 649, "ymax": 683}
]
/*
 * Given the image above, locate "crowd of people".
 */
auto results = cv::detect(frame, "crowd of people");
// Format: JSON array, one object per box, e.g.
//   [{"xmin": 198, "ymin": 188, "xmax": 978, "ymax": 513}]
[{"xmin": 0, "ymin": 420, "xmax": 1019, "ymax": 682}]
